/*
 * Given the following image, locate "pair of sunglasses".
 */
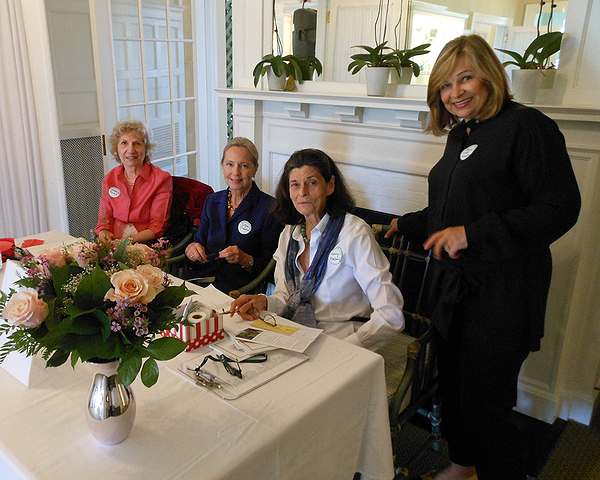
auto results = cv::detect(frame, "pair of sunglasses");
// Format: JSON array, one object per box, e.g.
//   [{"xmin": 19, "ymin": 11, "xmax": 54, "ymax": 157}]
[{"xmin": 196, "ymin": 353, "xmax": 268, "ymax": 379}]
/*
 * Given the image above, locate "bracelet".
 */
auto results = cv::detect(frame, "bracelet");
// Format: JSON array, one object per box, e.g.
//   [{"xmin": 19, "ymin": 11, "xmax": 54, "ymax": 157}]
[{"xmin": 243, "ymin": 256, "xmax": 254, "ymax": 270}]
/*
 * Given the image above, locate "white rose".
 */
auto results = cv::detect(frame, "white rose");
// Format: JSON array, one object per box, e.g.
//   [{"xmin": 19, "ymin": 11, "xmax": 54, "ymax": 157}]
[
  {"xmin": 2, "ymin": 287, "xmax": 49, "ymax": 328},
  {"xmin": 136, "ymin": 265, "xmax": 165, "ymax": 295},
  {"xmin": 67, "ymin": 242, "xmax": 91, "ymax": 268},
  {"xmin": 104, "ymin": 269, "xmax": 157, "ymax": 304},
  {"xmin": 37, "ymin": 246, "xmax": 67, "ymax": 267}
]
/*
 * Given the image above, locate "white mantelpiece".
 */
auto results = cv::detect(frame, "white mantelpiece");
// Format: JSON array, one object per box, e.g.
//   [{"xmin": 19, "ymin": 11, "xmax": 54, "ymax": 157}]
[{"xmin": 218, "ymin": 86, "xmax": 600, "ymax": 425}]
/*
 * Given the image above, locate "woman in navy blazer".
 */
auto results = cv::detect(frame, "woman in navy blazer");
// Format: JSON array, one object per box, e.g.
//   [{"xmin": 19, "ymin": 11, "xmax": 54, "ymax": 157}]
[{"xmin": 185, "ymin": 137, "xmax": 282, "ymax": 293}]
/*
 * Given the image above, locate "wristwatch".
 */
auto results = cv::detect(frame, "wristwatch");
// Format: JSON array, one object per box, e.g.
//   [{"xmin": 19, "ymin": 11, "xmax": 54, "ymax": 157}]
[{"xmin": 244, "ymin": 257, "xmax": 254, "ymax": 270}]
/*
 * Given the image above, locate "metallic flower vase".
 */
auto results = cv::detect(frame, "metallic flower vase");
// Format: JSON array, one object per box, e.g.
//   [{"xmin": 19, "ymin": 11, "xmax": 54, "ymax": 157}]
[{"xmin": 86, "ymin": 359, "xmax": 136, "ymax": 445}]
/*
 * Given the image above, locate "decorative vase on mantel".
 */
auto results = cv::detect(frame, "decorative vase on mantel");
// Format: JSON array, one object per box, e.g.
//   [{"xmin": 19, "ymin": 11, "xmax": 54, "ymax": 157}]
[
  {"xmin": 390, "ymin": 67, "xmax": 413, "ymax": 85},
  {"xmin": 365, "ymin": 66, "xmax": 390, "ymax": 96},
  {"xmin": 540, "ymin": 68, "xmax": 557, "ymax": 89},
  {"xmin": 267, "ymin": 67, "xmax": 287, "ymax": 91},
  {"xmin": 86, "ymin": 358, "xmax": 136, "ymax": 445},
  {"xmin": 511, "ymin": 69, "xmax": 543, "ymax": 104}
]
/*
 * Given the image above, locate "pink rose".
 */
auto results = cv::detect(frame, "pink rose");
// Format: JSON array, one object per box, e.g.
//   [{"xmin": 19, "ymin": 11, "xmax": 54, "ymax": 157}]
[
  {"xmin": 126, "ymin": 243, "xmax": 154, "ymax": 264},
  {"xmin": 67, "ymin": 242, "xmax": 92, "ymax": 268},
  {"xmin": 2, "ymin": 287, "xmax": 49, "ymax": 328},
  {"xmin": 105, "ymin": 269, "xmax": 157, "ymax": 304},
  {"xmin": 136, "ymin": 265, "xmax": 165, "ymax": 295},
  {"xmin": 37, "ymin": 246, "xmax": 67, "ymax": 267}
]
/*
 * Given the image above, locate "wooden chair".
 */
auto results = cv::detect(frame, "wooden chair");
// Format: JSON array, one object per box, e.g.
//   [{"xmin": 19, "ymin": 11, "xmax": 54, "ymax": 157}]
[{"xmin": 372, "ymin": 224, "xmax": 441, "ymax": 480}]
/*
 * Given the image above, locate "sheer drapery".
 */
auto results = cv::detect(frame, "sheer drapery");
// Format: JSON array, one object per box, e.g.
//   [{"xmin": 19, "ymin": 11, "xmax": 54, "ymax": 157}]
[{"xmin": 0, "ymin": 0, "xmax": 49, "ymax": 238}]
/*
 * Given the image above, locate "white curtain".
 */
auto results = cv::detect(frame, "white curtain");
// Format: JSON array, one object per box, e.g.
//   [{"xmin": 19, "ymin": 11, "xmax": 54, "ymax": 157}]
[{"xmin": 0, "ymin": 0, "xmax": 49, "ymax": 238}]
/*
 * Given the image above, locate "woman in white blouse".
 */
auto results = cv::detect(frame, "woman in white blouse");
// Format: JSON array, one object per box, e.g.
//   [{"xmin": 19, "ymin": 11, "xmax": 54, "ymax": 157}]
[{"xmin": 230, "ymin": 149, "xmax": 404, "ymax": 351}]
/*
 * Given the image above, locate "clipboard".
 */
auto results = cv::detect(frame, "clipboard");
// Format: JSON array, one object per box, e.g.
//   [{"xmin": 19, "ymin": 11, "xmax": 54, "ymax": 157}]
[{"xmin": 178, "ymin": 349, "xmax": 308, "ymax": 400}]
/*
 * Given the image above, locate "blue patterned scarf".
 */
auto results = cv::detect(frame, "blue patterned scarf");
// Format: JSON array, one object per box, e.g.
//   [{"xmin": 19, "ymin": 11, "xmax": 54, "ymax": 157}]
[{"xmin": 281, "ymin": 214, "xmax": 345, "ymax": 327}]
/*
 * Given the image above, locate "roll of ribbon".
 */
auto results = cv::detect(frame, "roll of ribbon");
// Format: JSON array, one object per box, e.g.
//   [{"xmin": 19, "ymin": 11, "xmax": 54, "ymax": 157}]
[{"xmin": 188, "ymin": 311, "xmax": 207, "ymax": 323}]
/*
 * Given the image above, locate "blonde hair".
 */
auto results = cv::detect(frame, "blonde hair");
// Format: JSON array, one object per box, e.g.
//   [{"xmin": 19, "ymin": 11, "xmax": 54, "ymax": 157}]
[
  {"xmin": 426, "ymin": 34, "xmax": 511, "ymax": 136},
  {"xmin": 109, "ymin": 120, "xmax": 156, "ymax": 163},
  {"xmin": 221, "ymin": 137, "xmax": 259, "ymax": 168}
]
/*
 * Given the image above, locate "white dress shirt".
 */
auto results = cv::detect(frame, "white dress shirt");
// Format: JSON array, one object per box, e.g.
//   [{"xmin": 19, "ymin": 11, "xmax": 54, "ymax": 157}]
[{"xmin": 267, "ymin": 213, "xmax": 405, "ymax": 351}]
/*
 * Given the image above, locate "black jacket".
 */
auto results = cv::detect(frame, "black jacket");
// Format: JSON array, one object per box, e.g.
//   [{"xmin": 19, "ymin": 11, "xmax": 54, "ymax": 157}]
[{"xmin": 398, "ymin": 101, "xmax": 581, "ymax": 351}]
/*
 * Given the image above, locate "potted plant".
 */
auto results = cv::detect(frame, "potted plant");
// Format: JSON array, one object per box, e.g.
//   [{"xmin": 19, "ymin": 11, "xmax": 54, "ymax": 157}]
[
  {"xmin": 348, "ymin": 41, "xmax": 397, "ymax": 96},
  {"xmin": 254, "ymin": 53, "xmax": 306, "ymax": 91},
  {"xmin": 390, "ymin": 43, "xmax": 431, "ymax": 84},
  {"xmin": 252, "ymin": 0, "xmax": 322, "ymax": 91},
  {"xmin": 347, "ymin": 0, "xmax": 395, "ymax": 96},
  {"xmin": 496, "ymin": 31, "xmax": 563, "ymax": 103}
]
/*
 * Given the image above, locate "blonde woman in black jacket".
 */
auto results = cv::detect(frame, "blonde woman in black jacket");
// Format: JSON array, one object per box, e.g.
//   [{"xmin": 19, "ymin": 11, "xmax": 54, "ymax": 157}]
[{"xmin": 387, "ymin": 35, "xmax": 581, "ymax": 480}]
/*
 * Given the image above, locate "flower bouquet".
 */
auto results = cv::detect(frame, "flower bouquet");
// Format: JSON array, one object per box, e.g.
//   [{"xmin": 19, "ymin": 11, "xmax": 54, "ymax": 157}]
[{"xmin": 0, "ymin": 238, "xmax": 193, "ymax": 387}]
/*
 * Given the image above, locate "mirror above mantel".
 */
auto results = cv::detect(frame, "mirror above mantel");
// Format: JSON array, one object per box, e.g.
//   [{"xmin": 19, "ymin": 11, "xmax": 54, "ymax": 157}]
[{"xmin": 273, "ymin": 0, "xmax": 568, "ymax": 88}]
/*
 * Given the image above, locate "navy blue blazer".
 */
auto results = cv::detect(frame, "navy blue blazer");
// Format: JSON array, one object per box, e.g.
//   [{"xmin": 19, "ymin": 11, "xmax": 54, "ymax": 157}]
[{"xmin": 191, "ymin": 182, "xmax": 283, "ymax": 293}]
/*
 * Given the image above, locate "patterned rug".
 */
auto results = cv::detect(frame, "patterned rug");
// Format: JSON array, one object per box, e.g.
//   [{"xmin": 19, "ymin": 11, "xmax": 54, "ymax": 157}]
[
  {"xmin": 376, "ymin": 333, "xmax": 600, "ymax": 479},
  {"xmin": 536, "ymin": 420, "xmax": 600, "ymax": 479}
]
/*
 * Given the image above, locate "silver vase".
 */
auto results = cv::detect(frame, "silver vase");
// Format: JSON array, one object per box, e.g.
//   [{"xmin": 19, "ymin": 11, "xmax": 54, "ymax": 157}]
[{"xmin": 86, "ymin": 359, "xmax": 136, "ymax": 445}]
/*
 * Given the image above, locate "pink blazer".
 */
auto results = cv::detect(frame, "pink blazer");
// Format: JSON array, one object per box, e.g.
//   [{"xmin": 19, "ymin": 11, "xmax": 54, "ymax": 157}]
[{"xmin": 95, "ymin": 163, "xmax": 172, "ymax": 239}]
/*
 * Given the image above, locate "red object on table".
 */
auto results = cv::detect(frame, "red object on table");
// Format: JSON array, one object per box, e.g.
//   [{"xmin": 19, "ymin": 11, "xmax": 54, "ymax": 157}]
[
  {"xmin": 1, "ymin": 238, "xmax": 45, "ymax": 261},
  {"xmin": 1, "ymin": 238, "xmax": 15, "ymax": 261},
  {"xmin": 21, "ymin": 239, "xmax": 45, "ymax": 248}
]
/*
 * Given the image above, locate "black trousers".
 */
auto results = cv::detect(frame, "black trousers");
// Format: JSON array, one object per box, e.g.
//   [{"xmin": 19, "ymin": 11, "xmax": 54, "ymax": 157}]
[{"xmin": 436, "ymin": 318, "xmax": 530, "ymax": 480}]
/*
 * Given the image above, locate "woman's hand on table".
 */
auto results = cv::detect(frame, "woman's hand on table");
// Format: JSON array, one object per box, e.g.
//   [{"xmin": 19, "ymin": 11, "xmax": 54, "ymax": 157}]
[
  {"xmin": 185, "ymin": 242, "xmax": 207, "ymax": 262},
  {"xmin": 424, "ymin": 226, "xmax": 467, "ymax": 260},
  {"xmin": 230, "ymin": 294, "xmax": 268, "ymax": 320}
]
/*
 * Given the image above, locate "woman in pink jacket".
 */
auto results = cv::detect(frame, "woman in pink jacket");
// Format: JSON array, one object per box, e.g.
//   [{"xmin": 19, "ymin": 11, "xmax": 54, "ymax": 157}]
[{"xmin": 95, "ymin": 120, "xmax": 172, "ymax": 244}]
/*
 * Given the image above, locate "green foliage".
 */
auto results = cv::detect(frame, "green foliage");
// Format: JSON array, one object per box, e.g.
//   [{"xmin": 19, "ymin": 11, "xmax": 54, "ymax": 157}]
[
  {"xmin": 0, "ymin": 238, "xmax": 193, "ymax": 387},
  {"xmin": 392, "ymin": 43, "xmax": 431, "ymax": 77},
  {"xmin": 348, "ymin": 41, "xmax": 431, "ymax": 77},
  {"xmin": 253, "ymin": 54, "xmax": 323, "ymax": 89},
  {"xmin": 348, "ymin": 41, "xmax": 397, "ymax": 74},
  {"xmin": 496, "ymin": 31, "xmax": 563, "ymax": 70}
]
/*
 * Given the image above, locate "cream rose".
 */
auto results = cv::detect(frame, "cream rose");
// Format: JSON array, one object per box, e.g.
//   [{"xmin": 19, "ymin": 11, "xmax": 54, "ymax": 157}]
[
  {"xmin": 126, "ymin": 243, "xmax": 154, "ymax": 263},
  {"xmin": 136, "ymin": 265, "xmax": 165, "ymax": 295},
  {"xmin": 104, "ymin": 269, "xmax": 157, "ymax": 304},
  {"xmin": 67, "ymin": 242, "xmax": 91, "ymax": 268},
  {"xmin": 2, "ymin": 287, "xmax": 49, "ymax": 328},
  {"xmin": 37, "ymin": 246, "xmax": 67, "ymax": 267}
]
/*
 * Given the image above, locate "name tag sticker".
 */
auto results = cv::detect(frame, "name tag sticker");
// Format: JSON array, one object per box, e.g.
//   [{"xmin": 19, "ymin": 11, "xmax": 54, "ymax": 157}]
[
  {"xmin": 109, "ymin": 187, "xmax": 121, "ymax": 198},
  {"xmin": 460, "ymin": 144, "xmax": 478, "ymax": 160},
  {"xmin": 329, "ymin": 246, "xmax": 343, "ymax": 265},
  {"xmin": 238, "ymin": 220, "xmax": 252, "ymax": 235}
]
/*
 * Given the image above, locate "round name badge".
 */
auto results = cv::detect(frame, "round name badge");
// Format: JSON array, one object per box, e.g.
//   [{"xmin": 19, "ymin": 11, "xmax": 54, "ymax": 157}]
[
  {"xmin": 328, "ymin": 246, "xmax": 343, "ymax": 265},
  {"xmin": 109, "ymin": 187, "xmax": 121, "ymax": 198},
  {"xmin": 460, "ymin": 144, "xmax": 478, "ymax": 160},
  {"xmin": 238, "ymin": 220, "xmax": 252, "ymax": 235}
]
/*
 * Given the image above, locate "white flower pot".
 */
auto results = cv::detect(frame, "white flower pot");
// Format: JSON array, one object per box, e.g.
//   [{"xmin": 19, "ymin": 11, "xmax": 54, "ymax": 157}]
[
  {"xmin": 511, "ymin": 69, "xmax": 543, "ymax": 104},
  {"xmin": 540, "ymin": 69, "xmax": 557, "ymax": 89},
  {"xmin": 267, "ymin": 67, "xmax": 287, "ymax": 91},
  {"xmin": 390, "ymin": 67, "xmax": 413, "ymax": 85},
  {"xmin": 365, "ymin": 67, "xmax": 390, "ymax": 96}
]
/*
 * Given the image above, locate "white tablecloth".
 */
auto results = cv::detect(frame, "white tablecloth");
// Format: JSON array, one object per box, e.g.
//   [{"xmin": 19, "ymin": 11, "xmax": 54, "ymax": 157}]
[{"xmin": 0, "ymin": 232, "xmax": 394, "ymax": 480}]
